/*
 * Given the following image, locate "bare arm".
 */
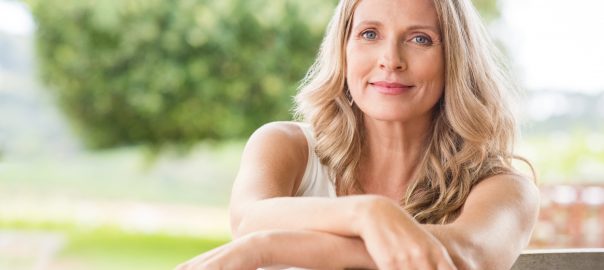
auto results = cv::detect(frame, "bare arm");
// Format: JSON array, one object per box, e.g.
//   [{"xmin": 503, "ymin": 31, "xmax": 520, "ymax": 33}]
[
  {"xmin": 228, "ymin": 122, "xmax": 539, "ymax": 269},
  {"xmin": 236, "ymin": 196, "xmax": 375, "ymax": 237},
  {"xmin": 176, "ymin": 230, "xmax": 377, "ymax": 270},
  {"xmin": 223, "ymin": 122, "xmax": 384, "ymax": 269},
  {"xmin": 236, "ymin": 175, "xmax": 539, "ymax": 270},
  {"xmin": 230, "ymin": 122, "xmax": 370, "ymax": 238},
  {"xmin": 229, "ymin": 122, "xmax": 307, "ymax": 236},
  {"xmin": 257, "ymin": 230, "xmax": 376, "ymax": 269},
  {"xmin": 426, "ymin": 174, "xmax": 540, "ymax": 270}
]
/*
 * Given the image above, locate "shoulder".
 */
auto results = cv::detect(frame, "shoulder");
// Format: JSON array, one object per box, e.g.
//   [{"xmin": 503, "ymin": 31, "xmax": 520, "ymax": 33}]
[
  {"xmin": 249, "ymin": 121, "xmax": 307, "ymax": 142},
  {"xmin": 244, "ymin": 121, "xmax": 308, "ymax": 160},
  {"xmin": 237, "ymin": 121, "xmax": 310, "ymax": 193},
  {"xmin": 229, "ymin": 122, "xmax": 311, "ymax": 231},
  {"xmin": 457, "ymin": 173, "xmax": 540, "ymax": 230},
  {"xmin": 472, "ymin": 174, "xmax": 540, "ymax": 206}
]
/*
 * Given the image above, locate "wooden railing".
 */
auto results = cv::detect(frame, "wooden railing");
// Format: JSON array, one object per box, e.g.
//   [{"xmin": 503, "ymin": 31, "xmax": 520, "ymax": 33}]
[{"xmin": 512, "ymin": 248, "xmax": 604, "ymax": 270}]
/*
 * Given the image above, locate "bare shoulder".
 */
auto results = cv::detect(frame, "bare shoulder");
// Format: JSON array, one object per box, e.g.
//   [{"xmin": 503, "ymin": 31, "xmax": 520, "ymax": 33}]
[
  {"xmin": 246, "ymin": 121, "xmax": 307, "ymax": 151},
  {"xmin": 470, "ymin": 174, "xmax": 540, "ymax": 207},
  {"xmin": 456, "ymin": 173, "xmax": 540, "ymax": 232},
  {"xmin": 243, "ymin": 121, "xmax": 308, "ymax": 166},
  {"xmin": 228, "ymin": 121, "xmax": 310, "ymax": 232},
  {"xmin": 233, "ymin": 121, "xmax": 309, "ymax": 199}
]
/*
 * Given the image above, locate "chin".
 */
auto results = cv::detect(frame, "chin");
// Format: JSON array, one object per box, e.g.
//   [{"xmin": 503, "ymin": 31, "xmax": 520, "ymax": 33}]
[{"xmin": 361, "ymin": 107, "xmax": 413, "ymax": 122}]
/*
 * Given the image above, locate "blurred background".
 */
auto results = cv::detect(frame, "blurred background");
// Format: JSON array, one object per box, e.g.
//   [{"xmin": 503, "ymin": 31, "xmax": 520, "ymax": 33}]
[{"xmin": 0, "ymin": 0, "xmax": 602, "ymax": 269}]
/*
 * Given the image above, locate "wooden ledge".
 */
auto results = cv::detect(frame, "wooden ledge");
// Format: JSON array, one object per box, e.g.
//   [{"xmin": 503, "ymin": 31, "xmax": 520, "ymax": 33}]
[{"xmin": 511, "ymin": 248, "xmax": 604, "ymax": 270}]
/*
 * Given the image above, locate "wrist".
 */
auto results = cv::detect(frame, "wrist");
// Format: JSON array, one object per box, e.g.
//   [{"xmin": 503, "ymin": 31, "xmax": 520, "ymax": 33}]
[
  {"xmin": 350, "ymin": 195, "xmax": 385, "ymax": 237},
  {"xmin": 245, "ymin": 231, "xmax": 276, "ymax": 267}
]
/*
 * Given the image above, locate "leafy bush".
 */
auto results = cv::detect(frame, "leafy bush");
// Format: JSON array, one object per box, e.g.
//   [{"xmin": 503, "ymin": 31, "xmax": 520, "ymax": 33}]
[
  {"xmin": 28, "ymin": 0, "xmax": 336, "ymax": 149},
  {"xmin": 27, "ymin": 0, "xmax": 497, "ymax": 149}
]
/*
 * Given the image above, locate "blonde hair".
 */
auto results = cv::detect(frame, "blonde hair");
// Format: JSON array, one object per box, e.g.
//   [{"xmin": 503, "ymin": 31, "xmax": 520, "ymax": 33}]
[{"xmin": 294, "ymin": 0, "xmax": 531, "ymax": 224}]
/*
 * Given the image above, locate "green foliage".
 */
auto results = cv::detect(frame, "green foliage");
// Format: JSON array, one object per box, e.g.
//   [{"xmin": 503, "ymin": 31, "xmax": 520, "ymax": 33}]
[
  {"xmin": 27, "ymin": 0, "xmax": 498, "ymax": 149},
  {"xmin": 28, "ymin": 0, "xmax": 337, "ymax": 149}
]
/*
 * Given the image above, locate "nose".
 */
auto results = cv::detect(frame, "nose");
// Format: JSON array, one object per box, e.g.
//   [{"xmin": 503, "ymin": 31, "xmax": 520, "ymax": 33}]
[{"xmin": 379, "ymin": 40, "xmax": 406, "ymax": 72}]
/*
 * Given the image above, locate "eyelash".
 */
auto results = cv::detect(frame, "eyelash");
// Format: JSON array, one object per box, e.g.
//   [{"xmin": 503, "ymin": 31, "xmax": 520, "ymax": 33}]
[
  {"xmin": 360, "ymin": 29, "xmax": 378, "ymax": 40},
  {"xmin": 359, "ymin": 29, "xmax": 434, "ymax": 47},
  {"xmin": 411, "ymin": 35, "xmax": 433, "ymax": 46}
]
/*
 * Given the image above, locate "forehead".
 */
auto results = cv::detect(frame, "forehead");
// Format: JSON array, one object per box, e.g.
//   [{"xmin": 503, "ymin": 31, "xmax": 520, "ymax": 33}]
[{"xmin": 352, "ymin": 0, "xmax": 439, "ymax": 29}]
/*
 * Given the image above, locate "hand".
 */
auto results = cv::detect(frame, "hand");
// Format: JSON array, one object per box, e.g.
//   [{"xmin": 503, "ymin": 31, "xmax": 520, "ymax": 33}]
[
  {"xmin": 357, "ymin": 196, "xmax": 457, "ymax": 270},
  {"xmin": 175, "ymin": 233, "xmax": 267, "ymax": 270}
]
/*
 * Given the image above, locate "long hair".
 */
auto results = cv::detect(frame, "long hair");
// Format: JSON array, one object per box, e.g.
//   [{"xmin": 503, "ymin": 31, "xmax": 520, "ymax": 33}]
[{"xmin": 294, "ymin": 0, "xmax": 532, "ymax": 224}]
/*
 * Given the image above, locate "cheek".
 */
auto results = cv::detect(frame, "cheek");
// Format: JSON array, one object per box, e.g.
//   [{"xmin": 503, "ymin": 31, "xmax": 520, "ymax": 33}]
[
  {"xmin": 345, "ymin": 45, "xmax": 358, "ymax": 78},
  {"xmin": 413, "ymin": 53, "xmax": 444, "ymax": 82},
  {"xmin": 429, "ymin": 61, "xmax": 445, "ymax": 103},
  {"xmin": 410, "ymin": 53, "xmax": 445, "ymax": 104},
  {"xmin": 345, "ymin": 44, "xmax": 373, "ymax": 85}
]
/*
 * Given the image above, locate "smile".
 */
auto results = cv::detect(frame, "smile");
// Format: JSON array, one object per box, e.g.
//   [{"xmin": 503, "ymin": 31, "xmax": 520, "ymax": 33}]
[{"xmin": 369, "ymin": 81, "xmax": 414, "ymax": 95}]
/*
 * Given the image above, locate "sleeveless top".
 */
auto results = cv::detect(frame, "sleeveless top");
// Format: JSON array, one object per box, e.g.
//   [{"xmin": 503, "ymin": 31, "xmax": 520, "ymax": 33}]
[{"xmin": 294, "ymin": 122, "xmax": 337, "ymax": 198}]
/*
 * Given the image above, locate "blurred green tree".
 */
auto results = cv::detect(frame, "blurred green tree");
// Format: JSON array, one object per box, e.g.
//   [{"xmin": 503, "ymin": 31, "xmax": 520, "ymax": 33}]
[
  {"xmin": 27, "ymin": 0, "xmax": 337, "ymax": 149},
  {"xmin": 473, "ymin": 0, "xmax": 500, "ymax": 21},
  {"xmin": 27, "ymin": 0, "xmax": 498, "ymax": 149}
]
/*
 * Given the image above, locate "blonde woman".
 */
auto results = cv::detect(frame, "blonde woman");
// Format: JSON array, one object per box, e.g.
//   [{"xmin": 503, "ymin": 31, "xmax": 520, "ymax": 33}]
[{"xmin": 177, "ymin": 0, "xmax": 539, "ymax": 269}]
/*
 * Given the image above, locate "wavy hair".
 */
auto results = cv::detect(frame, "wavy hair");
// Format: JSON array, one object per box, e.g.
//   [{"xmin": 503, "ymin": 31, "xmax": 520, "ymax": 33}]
[{"xmin": 294, "ymin": 0, "xmax": 532, "ymax": 224}]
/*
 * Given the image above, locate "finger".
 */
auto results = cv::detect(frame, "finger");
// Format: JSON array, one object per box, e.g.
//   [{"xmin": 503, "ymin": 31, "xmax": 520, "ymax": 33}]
[
  {"xmin": 176, "ymin": 245, "xmax": 229, "ymax": 270},
  {"xmin": 437, "ymin": 259, "xmax": 458, "ymax": 270},
  {"xmin": 179, "ymin": 241, "xmax": 260, "ymax": 270},
  {"xmin": 405, "ymin": 256, "xmax": 441, "ymax": 270},
  {"xmin": 373, "ymin": 252, "xmax": 410, "ymax": 270},
  {"xmin": 437, "ymin": 251, "xmax": 458, "ymax": 270},
  {"xmin": 365, "ymin": 244, "xmax": 396, "ymax": 270},
  {"xmin": 412, "ymin": 259, "xmax": 437, "ymax": 270}
]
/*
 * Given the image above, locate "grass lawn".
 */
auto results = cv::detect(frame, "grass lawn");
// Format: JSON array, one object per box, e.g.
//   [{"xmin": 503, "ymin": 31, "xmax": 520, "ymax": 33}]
[
  {"xmin": 1, "ymin": 133, "xmax": 602, "ymax": 269},
  {"xmin": 0, "ymin": 142, "xmax": 241, "ymax": 270},
  {"xmin": 0, "ymin": 220, "xmax": 230, "ymax": 270},
  {"xmin": 62, "ymin": 228, "xmax": 229, "ymax": 270}
]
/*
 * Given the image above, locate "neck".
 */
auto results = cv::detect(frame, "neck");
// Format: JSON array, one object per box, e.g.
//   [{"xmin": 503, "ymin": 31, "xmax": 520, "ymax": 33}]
[{"xmin": 358, "ymin": 115, "xmax": 432, "ymax": 198}]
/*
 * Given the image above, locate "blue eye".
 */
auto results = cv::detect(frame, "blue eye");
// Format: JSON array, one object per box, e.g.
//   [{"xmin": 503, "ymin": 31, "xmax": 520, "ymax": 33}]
[
  {"xmin": 412, "ymin": 35, "xmax": 432, "ymax": 45},
  {"xmin": 361, "ymin": 30, "xmax": 378, "ymax": 40}
]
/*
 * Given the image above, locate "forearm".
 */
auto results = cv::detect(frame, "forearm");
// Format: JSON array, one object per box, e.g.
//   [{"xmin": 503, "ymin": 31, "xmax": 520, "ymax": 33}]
[
  {"xmin": 234, "ymin": 196, "xmax": 375, "ymax": 238},
  {"xmin": 423, "ymin": 224, "xmax": 479, "ymax": 270},
  {"xmin": 256, "ymin": 230, "xmax": 377, "ymax": 270}
]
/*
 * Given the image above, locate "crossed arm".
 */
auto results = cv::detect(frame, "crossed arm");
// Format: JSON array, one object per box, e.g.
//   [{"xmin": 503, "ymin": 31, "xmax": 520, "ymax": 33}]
[{"xmin": 176, "ymin": 123, "xmax": 540, "ymax": 270}]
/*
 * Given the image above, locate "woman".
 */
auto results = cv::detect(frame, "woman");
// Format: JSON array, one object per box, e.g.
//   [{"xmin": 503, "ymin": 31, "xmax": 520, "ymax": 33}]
[{"xmin": 177, "ymin": 0, "xmax": 539, "ymax": 269}]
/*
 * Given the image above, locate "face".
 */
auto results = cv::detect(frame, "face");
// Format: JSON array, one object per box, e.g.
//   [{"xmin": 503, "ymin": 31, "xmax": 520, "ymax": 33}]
[{"xmin": 346, "ymin": 0, "xmax": 444, "ymax": 123}]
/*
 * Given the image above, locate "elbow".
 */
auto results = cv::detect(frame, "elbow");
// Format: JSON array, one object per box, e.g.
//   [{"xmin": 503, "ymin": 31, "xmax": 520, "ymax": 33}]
[
  {"xmin": 461, "ymin": 235, "xmax": 527, "ymax": 270},
  {"xmin": 460, "ymin": 257, "xmax": 514, "ymax": 270},
  {"xmin": 450, "ymin": 250, "xmax": 480, "ymax": 270},
  {"xmin": 450, "ymin": 240, "xmax": 514, "ymax": 270},
  {"xmin": 230, "ymin": 214, "xmax": 250, "ymax": 239},
  {"xmin": 230, "ymin": 207, "xmax": 256, "ymax": 239},
  {"xmin": 230, "ymin": 200, "xmax": 270, "ymax": 239},
  {"xmin": 231, "ymin": 219, "xmax": 251, "ymax": 239},
  {"xmin": 445, "ymin": 233, "xmax": 485, "ymax": 270},
  {"xmin": 229, "ymin": 207, "xmax": 247, "ymax": 239}
]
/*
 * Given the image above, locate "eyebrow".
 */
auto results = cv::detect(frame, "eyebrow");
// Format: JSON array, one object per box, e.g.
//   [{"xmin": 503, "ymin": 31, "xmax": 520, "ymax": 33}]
[{"xmin": 352, "ymin": 20, "xmax": 440, "ymax": 34}]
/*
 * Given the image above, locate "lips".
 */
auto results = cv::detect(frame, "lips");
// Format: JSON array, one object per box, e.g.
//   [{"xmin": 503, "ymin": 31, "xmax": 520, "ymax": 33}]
[{"xmin": 370, "ymin": 81, "xmax": 414, "ymax": 95}]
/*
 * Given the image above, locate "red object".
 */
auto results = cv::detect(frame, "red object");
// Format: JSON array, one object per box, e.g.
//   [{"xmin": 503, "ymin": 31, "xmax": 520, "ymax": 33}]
[{"xmin": 530, "ymin": 184, "xmax": 604, "ymax": 248}]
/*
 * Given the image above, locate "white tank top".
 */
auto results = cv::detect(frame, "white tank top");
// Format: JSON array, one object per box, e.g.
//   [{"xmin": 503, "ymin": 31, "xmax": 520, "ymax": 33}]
[{"xmin": 294, "ymin": 122, "xmax": 337, "ymax": 198}]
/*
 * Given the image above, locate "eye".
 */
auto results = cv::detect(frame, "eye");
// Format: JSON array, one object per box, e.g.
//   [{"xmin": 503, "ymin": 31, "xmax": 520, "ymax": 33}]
[
  {"xmin": 411, "ymin": 35, "xmax": 432, "ymax": 45},
  {"xmin": 361, "ymin": 30, "xmax": 378, "ymax": 40}
]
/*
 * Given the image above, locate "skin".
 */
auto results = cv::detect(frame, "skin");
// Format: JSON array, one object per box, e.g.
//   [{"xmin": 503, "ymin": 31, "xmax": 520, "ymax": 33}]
[
  {"xmin": 346, "ymin": 0, "xmax": 444, "ymax": 198},
  {"xmin": 176, "ymin": 0, "xmax": 540, "ymax": 269}
]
